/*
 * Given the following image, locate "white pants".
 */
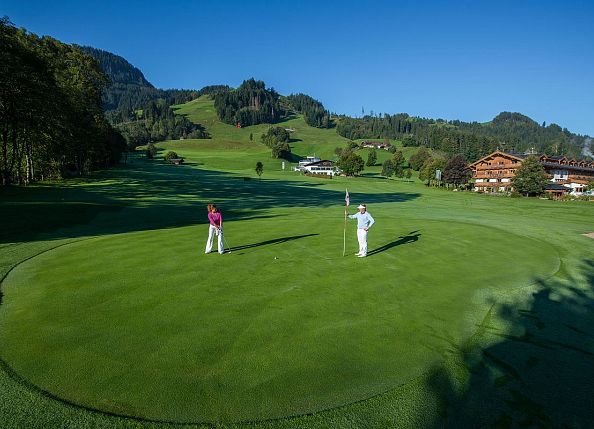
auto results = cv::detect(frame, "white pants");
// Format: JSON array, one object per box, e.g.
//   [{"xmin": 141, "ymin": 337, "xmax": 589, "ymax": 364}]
[
  {"xmin": 357, "ymin": 228, "xmax": 368, "ymax": 255},
  {"xmin": 205, "ymin": 225, "xmax": 224, "ymax": 254}
]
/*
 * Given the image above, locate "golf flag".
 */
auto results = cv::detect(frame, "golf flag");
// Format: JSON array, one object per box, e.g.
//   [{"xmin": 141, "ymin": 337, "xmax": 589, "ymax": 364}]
[{"xmin": 345, "ymin": 189, "xmax": 350, "ymax": 207}]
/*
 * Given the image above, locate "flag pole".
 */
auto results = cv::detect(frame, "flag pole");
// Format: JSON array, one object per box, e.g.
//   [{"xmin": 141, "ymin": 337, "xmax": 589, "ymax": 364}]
[{"xmin": 343, "ymin": 188, "xmax": 349, "ymax": 257}]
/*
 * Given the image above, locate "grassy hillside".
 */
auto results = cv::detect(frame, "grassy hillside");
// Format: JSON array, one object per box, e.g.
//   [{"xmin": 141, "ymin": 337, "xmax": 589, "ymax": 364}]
[{"xmin": 171, "ymin": 96, "xmax": 415, "ymax": 174}]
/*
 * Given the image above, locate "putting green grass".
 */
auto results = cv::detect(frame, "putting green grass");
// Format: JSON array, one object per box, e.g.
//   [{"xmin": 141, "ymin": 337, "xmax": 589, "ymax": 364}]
[
  {"xmin": 0, "ymin": 211, "xmax": 559, "ymax": 422},
  {"xmin": 1, "ymin": 98, "xmax": 593, "ymax": 427}
]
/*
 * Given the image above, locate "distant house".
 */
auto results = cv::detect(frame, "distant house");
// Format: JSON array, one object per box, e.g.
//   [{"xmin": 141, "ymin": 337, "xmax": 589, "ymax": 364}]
[
  {"xmin": 302, "ymin": 160, "xmax": 340, "ymax": 177},
  {"xmin": 295, "ymin": 156, "xmax": 321, "ymax": 171},
  {"xmin": 361, "ymin": 140, "xmax": 391, "ymax": 150},
  {"xmin": 469, "ymin": 150, "xmax": 594, "ymax": 195}
]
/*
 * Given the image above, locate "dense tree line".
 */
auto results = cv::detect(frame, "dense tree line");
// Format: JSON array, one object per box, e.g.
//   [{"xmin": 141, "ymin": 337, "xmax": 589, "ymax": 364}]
[
  {"xmin": 336, "ymin": 111, "xmax": 589, "ymax": 162},
  {"xmin": 214, "ymin": 79, "xmax": 283, "ymax": 126},
  {"xmin": 0, "ymin": 18, "xmax": 126, "ymax": 185},
  {"xmin": 117, "ymin": 100, "xmax": 209, "ymax": 148},
  {"xmin": 286, "ymin": 93, "xmax": 332, "ymax": 128}
]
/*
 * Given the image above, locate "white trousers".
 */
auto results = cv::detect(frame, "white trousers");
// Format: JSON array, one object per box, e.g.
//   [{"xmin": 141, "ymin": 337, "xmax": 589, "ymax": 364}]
[
  {"xmin": 205, "ymin": 225, "xmax": 224, "ymax": 254},
  {"xmin": 357, "ymin": 228, "xmax": 368, "ymax": 255}
]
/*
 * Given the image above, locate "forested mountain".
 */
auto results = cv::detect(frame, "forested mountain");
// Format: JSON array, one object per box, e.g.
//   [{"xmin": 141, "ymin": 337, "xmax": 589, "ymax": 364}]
[
  {"xmin": 214, "ymin": 79, "xmax": 283, "ymax": 126},
  {"xmin": 77, "ymin": 46, "xmax": 162, "ymax": 112},
  {"xmin": 0, "ymin": 18, "xmax": 125, "ymax": 185},
  {"xmin": 286, "ymin": 94, "xmax": 332, "ymax": 128},
  {"xmin": 337, "ymin": 111, "xmax": 590, "ymax": 161}
]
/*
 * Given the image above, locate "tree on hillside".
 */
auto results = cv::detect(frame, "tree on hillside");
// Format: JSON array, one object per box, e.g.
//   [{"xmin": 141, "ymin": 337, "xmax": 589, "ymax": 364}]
[
  {"xmin": 392, "ymin": 150, "xmax": 406, "ymax": 178},
  {"xmin": 214, "ymin": 78, "xmax": 283, "ymax": 126},
  {"xmin": 286, "ymin": 93, "xmax": 332, "ymax": 128},
  {"xmin": 339, "ymin": 152, "xmax": 365, "ymax": 176},
  {"xmin": 511, "ymin": 156, "xmax": 549, "ymax": 196},
  {"xmin": 366, "ymin": 149, "xmax": 377, "ymax": 166},
  {"xmin": 271, "ymin": 142, "xmax": 291, "ymax": 160},
  {"xmin": 255, "ymin": 161, "xmax": 263, "ymax": 179},
  {"xmin": 443, "ymin": 154, "xmax": 471, "ymax": 186},
  {"xmin": 409, "ymin": 146, "xmax": 430, "ymax": 171},
  {"xmin": 419, "ymin": 157, "xmax": 447, "ymax": 185},
  {"xmin": 261, "ymin": 127, "xmax": 290, "ymax": 147},
  {"xmin": 381, "ymin": 159, "xmax": 395, "ymax": 178}
]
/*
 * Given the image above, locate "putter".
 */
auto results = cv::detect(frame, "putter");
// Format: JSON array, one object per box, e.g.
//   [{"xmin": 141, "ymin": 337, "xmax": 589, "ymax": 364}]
[{"xmin": 222, "ymin": 234, "xmax": 231, "ymax": 253}]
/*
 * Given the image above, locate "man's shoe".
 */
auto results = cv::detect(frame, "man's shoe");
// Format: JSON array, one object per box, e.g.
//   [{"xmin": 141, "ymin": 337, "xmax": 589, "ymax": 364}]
[{"xmin": 357, "ymin": 254, "xmax": 367, "ymax": 258}]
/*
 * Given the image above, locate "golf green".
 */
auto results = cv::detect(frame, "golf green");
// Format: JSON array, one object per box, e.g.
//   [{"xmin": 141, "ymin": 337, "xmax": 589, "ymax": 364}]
[{"xmin": 0, "ymin": 215, "xmax": 558, "ymax": 423}]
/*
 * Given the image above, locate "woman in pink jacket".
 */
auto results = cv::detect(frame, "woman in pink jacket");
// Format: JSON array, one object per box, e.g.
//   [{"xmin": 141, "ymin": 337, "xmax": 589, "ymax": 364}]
[{"xmin": 205, "ymin": 204, "xmax": 225, "ymax": 254}]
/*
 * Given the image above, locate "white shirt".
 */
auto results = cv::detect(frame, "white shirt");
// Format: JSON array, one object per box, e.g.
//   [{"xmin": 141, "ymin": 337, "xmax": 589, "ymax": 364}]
[{"xmin": 348, "ymin": 211, "xmax": 375, "ymax": 229}]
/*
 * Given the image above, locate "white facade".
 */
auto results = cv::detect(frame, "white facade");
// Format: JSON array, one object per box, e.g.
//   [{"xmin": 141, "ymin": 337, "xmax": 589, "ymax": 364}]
[
  {"xmin": 552, "ymin": 169, "xmax": 569, "ymax": 182},
  {"xmin": 303, "ymin": 164, "xmax": 339, "ymax": 176},
  {"xmin": 296, "ymin": 156, "xmax": 321, "ymax": 170}
]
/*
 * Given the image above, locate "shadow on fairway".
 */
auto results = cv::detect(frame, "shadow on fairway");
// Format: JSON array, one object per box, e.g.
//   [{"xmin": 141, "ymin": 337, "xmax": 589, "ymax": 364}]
[
  {"xmin": 367, "ymin": 231, "xmax": 421, "ymax": 256},
  {"xmin": 229, "ymin": 233, "xmax": 319, "ymax": 252},
  {"xmin": 418, "ymin": 259, "xmax": 594, "ymax": 427},
  {"xmin": 0, "ymin": 156, "xmax": 420, "ymax": 244}
]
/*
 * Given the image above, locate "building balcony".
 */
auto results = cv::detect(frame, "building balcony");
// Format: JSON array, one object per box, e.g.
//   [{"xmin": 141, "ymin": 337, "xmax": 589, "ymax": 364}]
[{"xmin": 474, "ymin": 182, "xmax": 512, "ymax": 187}]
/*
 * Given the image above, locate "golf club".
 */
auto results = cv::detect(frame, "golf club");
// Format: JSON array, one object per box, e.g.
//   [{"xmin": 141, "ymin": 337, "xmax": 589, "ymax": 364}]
[{"xmin": 222, "ymin": 233, "xmax": 232, "ymax": 253}]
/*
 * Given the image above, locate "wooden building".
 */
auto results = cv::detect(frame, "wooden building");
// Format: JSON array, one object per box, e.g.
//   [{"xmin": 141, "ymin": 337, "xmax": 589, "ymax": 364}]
[{"xmin": 469, "ymin": 151, "xmax": 594, "ymax": 194}]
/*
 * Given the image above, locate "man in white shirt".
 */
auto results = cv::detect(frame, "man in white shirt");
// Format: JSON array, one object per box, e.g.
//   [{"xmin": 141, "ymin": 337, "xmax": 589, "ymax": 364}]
[{"xmin": 346, "ymin": 204, "xmax": 375, "ymax": 257}]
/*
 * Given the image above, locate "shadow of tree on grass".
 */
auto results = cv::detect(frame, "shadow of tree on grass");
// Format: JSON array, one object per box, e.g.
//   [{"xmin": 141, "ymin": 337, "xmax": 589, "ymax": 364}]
[
  {"xmin": 421, "ymin": 259, "xmax": 594, "ymax": 428},
  {"xmin": 0, "ymin": 156, "xmax": 420, "ymax": 244}
]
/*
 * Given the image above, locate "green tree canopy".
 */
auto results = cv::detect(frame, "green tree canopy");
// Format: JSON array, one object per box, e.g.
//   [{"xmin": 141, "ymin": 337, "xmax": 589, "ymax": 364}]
[
  {"xmin": 339, "ymin": 152, "xmax": 365, "ymax": 176},
  {"xmin": 366, "ymin": 149, "xmax": 377, "ymax": 166},
  {"xmin": 443, "ymin": 154, "xmax": 471, "ymax": 186},
  {"xmin": 511, "ymin": 156, "xmax": 549, "ymax": 196}
]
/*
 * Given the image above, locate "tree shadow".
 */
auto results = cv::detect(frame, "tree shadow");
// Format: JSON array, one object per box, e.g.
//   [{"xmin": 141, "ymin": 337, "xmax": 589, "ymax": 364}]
[
  {"xmin": 228, "ymin": 233, "xmax": 318, "ymax": 252},
  {"xmin": 420, "ymin": 259, "xmax": 594, "ymax": 428},
  {"xmin": 0, "ymin": 156, "xmax": 420, "ymax": 244},
  {"xmin": 367, "ymin": 231, "xmax": 421, "ymax": 256}
]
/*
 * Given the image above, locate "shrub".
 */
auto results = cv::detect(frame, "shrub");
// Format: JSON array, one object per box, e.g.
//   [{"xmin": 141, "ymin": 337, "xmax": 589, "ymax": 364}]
[{"xmin": 164, "ymin": 151, "xmax": 179, "ymax": 161}]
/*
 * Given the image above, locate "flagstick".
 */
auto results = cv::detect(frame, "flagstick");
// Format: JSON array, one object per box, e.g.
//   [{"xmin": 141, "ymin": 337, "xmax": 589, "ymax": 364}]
[
  {"xmin": 343, "ymin": 188, "xmax": 348, "ymax": 257},
  {"xmin": 343, "ymin": 208, "xmax": 347, "ymax": 257}
]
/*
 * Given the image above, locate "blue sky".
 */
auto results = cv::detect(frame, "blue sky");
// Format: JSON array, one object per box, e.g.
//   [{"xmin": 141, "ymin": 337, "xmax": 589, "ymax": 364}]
[{"xmin": 4, "ymin": 0, "xmax": 594, "ymax": 135}]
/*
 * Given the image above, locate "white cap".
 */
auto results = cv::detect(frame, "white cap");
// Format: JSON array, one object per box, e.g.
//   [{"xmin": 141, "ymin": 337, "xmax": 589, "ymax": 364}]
[{"xmin": 357, "ymin": 204, "xmax": 366, "ymax": 209}]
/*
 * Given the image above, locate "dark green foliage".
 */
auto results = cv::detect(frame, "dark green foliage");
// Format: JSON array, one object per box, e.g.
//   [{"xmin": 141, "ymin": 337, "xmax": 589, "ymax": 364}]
[
  {"xmin": 286, "ymin": 93, "xmax": 332, "ymax": 128},
  {"xmin": 392, "ymin": 150, "xmax": 406, "ymax": 177},
  {"xmin": 366, "ymin": 149, "xmax": 377, "ymax": 166},
  {"xmin": 255, "ymin": 161, "xmax": 263, "ymax": 178},
  {"xmin": 405, "ymin": 168, "xmax": 412, "ymax": 179},
  {"xmin": 419, "ymin": 157, "xmax": 447, "ymax": 184},
  {"xmin": 261, "ymin": 127, "xmax": 290, "ymax": 147},
  {"xmin": 145, "ymin": 143, "xmax": 157, "ymax": 159},
  {"xmin": 214, "ymin": 78, "xmax": 283, "ymax": 126},
  {"xmin": 511, "ymin": 156, "xmax": 549, "ymax": 196},
  {"xmin": 249, "ymin": 132, "xmax": 253, "ymax": 141},
  {"xmin": 271, "ymin": 142, "xmax": 291, "ymax": 160},
  {"xmin": 381, "ymin": 159, "xmax": 395, "ymax": 177},
  {"xmin": 338, "ymin": 152, "xmax": 365, "ymax": 176},
  {"xmin": 116, "ymin": 99, "xmax": 209, "ymax": 146},
  {"xmin": 443, "ymin": 154, "xmax": 471, "ymax": 186},
  {"xmin": 0, "ymin": 18, "xmax": 126, "ymax": 185},
  {"xmin": 409, "ymin": 146, "xmax": 431, "ymax": 171},
  {"xmin": 164, "ymin": 151, "xmax": 178, "ymax": 161},
  {"xmin": 336, "ymin": 110, "xmax": 588, "ymax": 162}
]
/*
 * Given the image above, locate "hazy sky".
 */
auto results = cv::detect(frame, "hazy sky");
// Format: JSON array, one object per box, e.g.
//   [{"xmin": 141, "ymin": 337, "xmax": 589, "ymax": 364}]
[{"xmin": 4, "ymin": 0, "xmax": 594, "ymax": 135}]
